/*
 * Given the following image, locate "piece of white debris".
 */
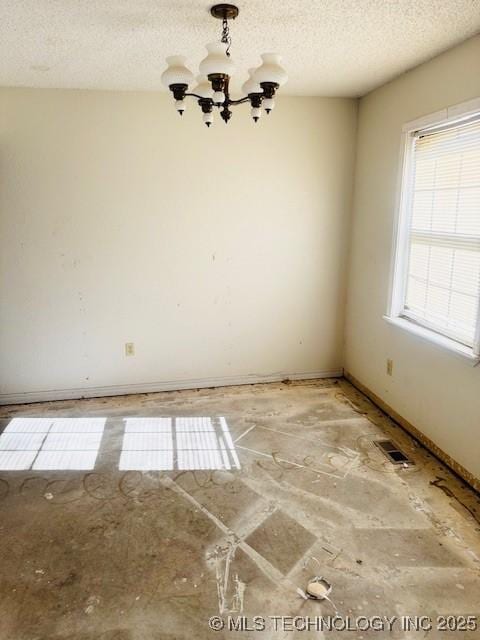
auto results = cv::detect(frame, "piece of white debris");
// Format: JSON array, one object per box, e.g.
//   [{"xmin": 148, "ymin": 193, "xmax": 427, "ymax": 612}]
[
  {"xmin": 135, "ymin": 596, "xmax": 141, "ymax": 600},
  {"xmin": 306, "ymin": 577, "xmax": 332, "ymax": 600},
  {"xmin": 44, "ymin": 493, "xmax": 53, "ymax": 500},
  {"xmin": 35, "ymin": 569, "xmax": 45, "ymax": 575},
  {"xmin": 456, "ymin": 584, "xmax": 465, "ymax": 590},
  {"xmin": 84, "ymin": 595, "xmax": 100, "ymax": 615}
]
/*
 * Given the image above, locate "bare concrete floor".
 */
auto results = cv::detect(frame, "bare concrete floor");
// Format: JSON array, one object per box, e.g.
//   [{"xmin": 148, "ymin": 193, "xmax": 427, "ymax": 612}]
[{"xmin": 0, "ymin": 379, "xmax": 479, "ymax": 639}]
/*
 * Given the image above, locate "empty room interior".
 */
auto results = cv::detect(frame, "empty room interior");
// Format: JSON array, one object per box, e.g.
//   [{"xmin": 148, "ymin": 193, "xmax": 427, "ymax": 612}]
[{"xmin": 1, "ymin": 1, "xmax": 480, "ymax": 638}]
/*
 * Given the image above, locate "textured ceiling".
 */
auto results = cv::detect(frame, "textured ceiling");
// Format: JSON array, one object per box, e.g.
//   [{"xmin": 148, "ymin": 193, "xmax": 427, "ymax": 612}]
[{"xmin": 1, "ymin": 1, "xmax": 479, "ymax": 97}]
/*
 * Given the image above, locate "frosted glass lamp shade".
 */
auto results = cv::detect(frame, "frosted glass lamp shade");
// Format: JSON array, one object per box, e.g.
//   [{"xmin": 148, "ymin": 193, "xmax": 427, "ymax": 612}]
[
  {"xmin": 199, "ymin": 42, "xmax": 235, "ymax": 77},
  {"xmin": 241, "ymin": 68, "xmax": 262, "ymax": 95},
  {"xmin": 212, "ymin": 90, "xmax": 225, "ymax": 103},
  {"xmin": 175, "ymin": 100, "xmax": 186, "ymax": 115},
  {"xmin": 161, "ymin": 55, "xmax": 194, "ymax": 88},
  {"xmin": 263, "ymin": 98, "xmax": 275, "ymax": 113},
  {"xmin": 253, "ymin": 53, "xmax": 287, "ymax": 86},
  {"xmin": 192, "ymin": 75, "xmax": 214, "ymax": 99},
  {"xmin": 251, "ymin": 107, "xmax": 261, "ymax": 122},
  {"xmin": 203, "ymin": 112, "xmax": 214, "ymax": 127}
]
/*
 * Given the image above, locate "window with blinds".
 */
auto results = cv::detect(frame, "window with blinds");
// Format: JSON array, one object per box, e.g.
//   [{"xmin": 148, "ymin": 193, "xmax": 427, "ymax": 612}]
[{"xmin": 400, "ymin": 115, "xmax": 480, "ymax": 352}]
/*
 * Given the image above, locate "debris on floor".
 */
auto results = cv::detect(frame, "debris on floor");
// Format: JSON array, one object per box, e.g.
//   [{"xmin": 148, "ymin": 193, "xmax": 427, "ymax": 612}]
[
  {"xmin": 305, "ymin": 576, "xmax": 338, "ymax": 612},
  {"xmin": 305, "ymin": 576, "xmax": 332, "ymax": 600}
]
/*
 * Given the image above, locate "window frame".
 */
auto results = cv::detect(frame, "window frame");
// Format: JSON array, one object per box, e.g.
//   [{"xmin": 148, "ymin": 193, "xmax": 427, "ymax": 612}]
[{"xmin": 385, "ymin": 97, "xmax": 480, "ymax": 363}]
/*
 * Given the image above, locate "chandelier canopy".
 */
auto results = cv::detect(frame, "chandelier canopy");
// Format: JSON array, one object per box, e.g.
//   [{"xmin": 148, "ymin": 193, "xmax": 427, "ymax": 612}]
[{"xmin": 161, "ymin": 4, "xmax": 287, "ymax": 126}]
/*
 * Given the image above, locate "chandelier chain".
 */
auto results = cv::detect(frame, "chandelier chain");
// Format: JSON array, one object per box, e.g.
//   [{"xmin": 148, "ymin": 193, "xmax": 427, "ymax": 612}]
[{"xmin": 221, "ymin": 17, "xmax": 232, "ymax": 57}]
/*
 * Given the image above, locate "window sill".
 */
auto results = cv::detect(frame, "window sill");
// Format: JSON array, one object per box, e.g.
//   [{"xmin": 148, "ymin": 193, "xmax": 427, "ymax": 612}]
[{"xmin": 383, "ymin": 315, "xmax": 480, "ymax": 364}]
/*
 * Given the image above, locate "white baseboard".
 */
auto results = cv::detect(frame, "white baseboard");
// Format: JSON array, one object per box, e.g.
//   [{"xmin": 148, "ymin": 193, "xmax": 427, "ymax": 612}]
[{"xmin": 0, "ymin": 369, "xmax": 343, "ymax": 406}]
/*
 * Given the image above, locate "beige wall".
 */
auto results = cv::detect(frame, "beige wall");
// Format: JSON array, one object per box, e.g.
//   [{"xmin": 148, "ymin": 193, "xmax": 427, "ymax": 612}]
[
  {"xmin": 345, "ymin": 35, "xmax": 480, "ymax": 479},
  {"xmin": 0, "ymin": 89, "xmax": 357, "ymax": 401},
  {"xmin": 3, "ymin": 36, "xmax": 477, "ymax": 480}
]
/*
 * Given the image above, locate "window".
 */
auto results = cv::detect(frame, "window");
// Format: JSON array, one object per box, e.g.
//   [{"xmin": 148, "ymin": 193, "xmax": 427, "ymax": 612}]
[{"xmin": 389, "ymin": 106, "xmax": 480, "ymax": 358}]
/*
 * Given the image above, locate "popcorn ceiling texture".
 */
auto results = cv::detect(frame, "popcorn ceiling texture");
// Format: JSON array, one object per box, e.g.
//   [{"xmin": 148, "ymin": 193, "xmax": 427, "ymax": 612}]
[{"xmin": 0, "ymin": 0, "xmax": 479, "ymax": 97}]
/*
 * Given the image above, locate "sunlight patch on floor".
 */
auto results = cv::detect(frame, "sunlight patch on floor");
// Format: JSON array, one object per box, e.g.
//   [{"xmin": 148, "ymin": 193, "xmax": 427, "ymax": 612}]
[
  {"xmin": 119, "ymin": 417, "xmax": 240, "ymax": 471},
  {"xmin": 0, "ymin": 418, "xmax": 106, "ymax": 470}
]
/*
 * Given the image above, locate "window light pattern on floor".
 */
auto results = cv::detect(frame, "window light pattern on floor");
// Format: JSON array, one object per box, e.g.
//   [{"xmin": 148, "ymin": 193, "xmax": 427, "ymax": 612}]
[
  {"xmin": 119, "ymin": 417, "xmax": 240, "ymax": 471},
  {"xmin": 0, "ymin": 418, "xmax": 106, "ymax": 470}
]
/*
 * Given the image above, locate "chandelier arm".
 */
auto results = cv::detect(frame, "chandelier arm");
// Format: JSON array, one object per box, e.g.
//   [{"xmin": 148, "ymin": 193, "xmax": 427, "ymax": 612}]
[
  {"xmin": 180, "ymin": 94, "xmax": 265, "ymax": 108},
  {"xmin": 179, "ymin": 94, "xmax": 249, "ymax": 107},
  {"xmin": 184, "ymin": 93, "xmax": 211, "ymax": 100},
  {"xmin": 226, "ymin": 96, "xmax": 251, "ymax": 106}
]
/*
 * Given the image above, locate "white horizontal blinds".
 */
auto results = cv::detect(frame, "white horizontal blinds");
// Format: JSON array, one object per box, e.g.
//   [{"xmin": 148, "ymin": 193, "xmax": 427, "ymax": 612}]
[{"xmin": 403, "ymin": 115, "xmax": 480, "ymax": 349}]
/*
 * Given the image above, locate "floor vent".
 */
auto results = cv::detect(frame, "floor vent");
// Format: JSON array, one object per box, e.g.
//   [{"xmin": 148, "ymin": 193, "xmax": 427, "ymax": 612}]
[{"xmin": 374, "ymin": 439, "xmax": 413, "ymax": 465}]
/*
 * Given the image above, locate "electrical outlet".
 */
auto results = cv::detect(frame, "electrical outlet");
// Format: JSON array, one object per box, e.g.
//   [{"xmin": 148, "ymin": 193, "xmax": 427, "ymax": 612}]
[
  {"xmin": 386, "ymin": 358, "xmax": 393, "ymax": 376},
  {"xmin": 125, "ymin": 342, "xmax": 135, "ymax": 357}
]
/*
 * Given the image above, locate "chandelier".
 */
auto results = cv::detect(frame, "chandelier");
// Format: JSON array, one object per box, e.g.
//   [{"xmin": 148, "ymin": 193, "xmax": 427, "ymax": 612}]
[{"xmin": 161, "ymin": 4, "xmax": 287, "ymax": 126}]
